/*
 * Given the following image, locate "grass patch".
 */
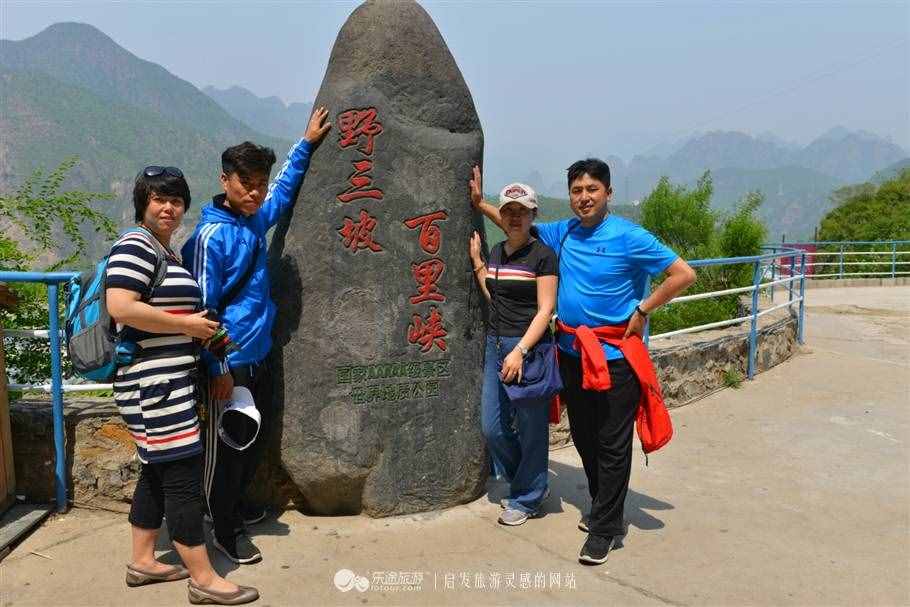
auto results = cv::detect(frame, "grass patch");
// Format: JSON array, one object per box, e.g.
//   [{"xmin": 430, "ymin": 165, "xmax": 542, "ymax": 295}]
[{"xmin": 722, "ymin": 368, "xmax": 744, "ymax": 389}]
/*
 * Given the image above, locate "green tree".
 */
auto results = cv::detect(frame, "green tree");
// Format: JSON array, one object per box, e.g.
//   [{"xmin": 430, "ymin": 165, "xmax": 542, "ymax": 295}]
[
  {"xmin": 640, "ymin": 171, "xmax": 715, "ymax": 259},
  {"xmin": 828, "ymin": 182, "xmax": 876, "ymax": 209},
  {"xmin": 1, "ymin": 157, "xmax": 117, "ymax": 270},
  {"xmin": 1, "ymin": 158, "xmax": 118, "ymax": 384},
  {"xmin": 640, "ymin": 173, "xmax": 768, "ymax": 335},
  {"xmin": 715, "ymin": 191, "xmax": 768, "ymax": 288},
  {"xmin": 818, "ymin": 169, "xmax": 910, "ymax": 242}
]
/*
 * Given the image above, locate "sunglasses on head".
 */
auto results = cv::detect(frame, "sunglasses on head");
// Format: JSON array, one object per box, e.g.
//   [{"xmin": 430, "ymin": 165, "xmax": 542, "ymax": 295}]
[{"xmin": 143, "ymin": 165, "xmax": 184, "ymax": 178}]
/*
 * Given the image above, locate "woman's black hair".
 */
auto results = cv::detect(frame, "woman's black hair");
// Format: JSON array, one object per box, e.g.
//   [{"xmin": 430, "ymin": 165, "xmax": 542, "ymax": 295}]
[{"xmin": 133, "ymin": 170, "xmax": 191, "ymax": 222}]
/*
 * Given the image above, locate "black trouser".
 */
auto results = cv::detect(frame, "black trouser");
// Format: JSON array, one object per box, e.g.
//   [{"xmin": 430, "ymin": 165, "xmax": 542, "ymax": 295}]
[
  {"xmin": 560, "ymin": 354, "xmax": 641, "ymax": 538},
  {"xmin": 203, "ymin": 360, "xmax": 271, "ymax": 543},
  {"xmin": 129, "ymin": 453, "xmax": 205, "ymax": 547}
]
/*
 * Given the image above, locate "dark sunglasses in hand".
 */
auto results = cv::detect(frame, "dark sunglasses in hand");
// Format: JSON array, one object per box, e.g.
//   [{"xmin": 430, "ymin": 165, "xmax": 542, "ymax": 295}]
[{"xmin": 143, "ymin": 165, "xmax": 184, "ymax": 178}]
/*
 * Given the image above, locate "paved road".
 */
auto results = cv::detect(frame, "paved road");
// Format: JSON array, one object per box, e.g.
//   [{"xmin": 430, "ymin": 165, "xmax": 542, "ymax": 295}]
[{"xmin": 2, "ymin": 287, "xmax": 908, "ymax": 606}]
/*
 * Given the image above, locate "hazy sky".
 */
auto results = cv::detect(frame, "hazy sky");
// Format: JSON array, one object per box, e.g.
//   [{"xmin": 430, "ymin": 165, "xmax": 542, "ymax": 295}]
[{"xmin": 3, "ymin": 0, "xmax": 909, "ymax": 164}]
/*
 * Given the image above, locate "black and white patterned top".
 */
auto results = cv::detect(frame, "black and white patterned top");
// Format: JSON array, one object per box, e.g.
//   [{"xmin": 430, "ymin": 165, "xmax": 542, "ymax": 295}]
[{"xmin": 105, "ymin": 230, "xmax": 202, "ymax": 464}]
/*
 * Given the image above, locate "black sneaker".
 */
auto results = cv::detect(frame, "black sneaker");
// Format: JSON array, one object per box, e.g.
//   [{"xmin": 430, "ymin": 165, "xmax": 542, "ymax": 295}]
[
  {"xmin": 579, "ymin": 534, "xmax": 614, "ymax": 565},
  {"xmin": 213, "ymin": 533, "xmax": 262, "ymax": 565},
  {"xmin": 241, "ymin": 504, "xmax": 267, "ymax": 526},
  {"xmin": 578, "ymin": 513, "xmax": 590, "ymax": 533}
]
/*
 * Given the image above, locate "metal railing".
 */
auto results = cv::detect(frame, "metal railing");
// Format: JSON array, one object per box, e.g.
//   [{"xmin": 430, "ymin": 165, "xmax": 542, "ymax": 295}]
[
  {"xmin": 0, "ymin": 270, "xmax": 77, "ymax": 513},
  {"xmin": 765, "ymin": 241, "xmax": 910, "ymax": 298},
  {"xmin": 1, "ymin": 249, "xmax": 809, "ymax": 512},
  {"xmin": 645, "ymin": 248, "xmax": 807, "ymax": 381}
]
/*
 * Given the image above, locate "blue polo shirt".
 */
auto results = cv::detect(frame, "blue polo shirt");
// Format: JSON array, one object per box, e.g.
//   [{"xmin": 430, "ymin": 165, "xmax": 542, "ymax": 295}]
[{"xmin": 534, "ymin": 215, "xmax": 679, "ymax": 360}]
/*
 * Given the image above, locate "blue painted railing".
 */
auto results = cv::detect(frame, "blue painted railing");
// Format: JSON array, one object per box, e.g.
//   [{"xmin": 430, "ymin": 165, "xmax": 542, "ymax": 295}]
[
  {"xmin": 766, "ymin": 240, "xmax": 910, "ymax": 281},
  {"xmin": 646, "ymin": 248, "xmax": 807, "ymax": 379},
  {"xmin": 0, "ymin": 271, "xmax": 77, "ymax": 513}
]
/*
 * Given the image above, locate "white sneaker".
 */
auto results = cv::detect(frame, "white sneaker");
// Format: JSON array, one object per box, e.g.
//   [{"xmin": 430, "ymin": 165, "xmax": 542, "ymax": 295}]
[{"xmin": 498, "ymin": 508, "xmax": 530, "ymax": 526}]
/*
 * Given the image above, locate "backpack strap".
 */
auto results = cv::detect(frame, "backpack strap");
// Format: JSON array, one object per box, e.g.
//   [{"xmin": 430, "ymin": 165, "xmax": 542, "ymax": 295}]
[{"xmin": 123, "ymin": 226, "xmax": 169, "ymax": 302}]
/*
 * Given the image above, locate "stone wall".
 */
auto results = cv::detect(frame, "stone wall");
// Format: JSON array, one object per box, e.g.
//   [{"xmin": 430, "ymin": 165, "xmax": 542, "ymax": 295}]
[
  {"xmin": 10, "ymin": 399, "xmax": 138, "ymax": 513},
  {"xmin": 10, "ymin": 315, "xmax": 799, "ymax": 510}
]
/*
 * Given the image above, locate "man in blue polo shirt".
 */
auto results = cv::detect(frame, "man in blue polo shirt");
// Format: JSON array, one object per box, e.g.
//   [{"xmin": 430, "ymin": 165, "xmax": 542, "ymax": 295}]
[{"xmin": 471, "ymin": 158, "xmax": 695, "ymax": 565}]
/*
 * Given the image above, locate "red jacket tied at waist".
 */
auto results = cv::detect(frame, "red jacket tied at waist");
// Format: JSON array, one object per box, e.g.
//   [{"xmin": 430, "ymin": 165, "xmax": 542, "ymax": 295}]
[{"xmin": 556, "ymin": 320, "xmax": 673, "ymax": 454}]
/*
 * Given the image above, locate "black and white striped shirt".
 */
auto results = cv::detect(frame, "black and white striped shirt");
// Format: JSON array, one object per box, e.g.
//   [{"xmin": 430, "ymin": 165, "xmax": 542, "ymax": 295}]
[{"xmin": 105, "ymin": 230, "xmax": 202, "ymax": 463}]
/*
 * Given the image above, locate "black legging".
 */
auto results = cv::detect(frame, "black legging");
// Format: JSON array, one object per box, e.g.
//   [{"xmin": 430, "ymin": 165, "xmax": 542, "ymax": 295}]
[{"xmin": 129, "ymin": 453, "xmax": 205, "ymax": 546}]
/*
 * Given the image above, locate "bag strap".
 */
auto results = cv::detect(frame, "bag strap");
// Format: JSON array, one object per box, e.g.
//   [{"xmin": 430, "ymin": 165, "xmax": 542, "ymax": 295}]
[
  {"xmin": 124, "ymin": 226, "xmax": 169, "ymax": 302},
  {"xmin": 218, "ymin": 236, "xmax": 261, "ymax": 315},
  {"xmin": 492, "ymin": 242, "xmax": 503, "ymax": 346},
  {"xmin": 555, "ymin": 219, "xmax": 581, "ymax": 313}
]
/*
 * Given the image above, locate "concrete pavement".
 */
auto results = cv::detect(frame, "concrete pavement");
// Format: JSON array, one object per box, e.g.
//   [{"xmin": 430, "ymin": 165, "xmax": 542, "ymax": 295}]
[{"xmin": 1, "ymin": 287, "xmax": 908, "ymax": 606}]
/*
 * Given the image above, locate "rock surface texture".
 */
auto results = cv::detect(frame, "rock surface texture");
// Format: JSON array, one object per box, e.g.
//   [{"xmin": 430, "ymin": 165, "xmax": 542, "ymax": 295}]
[{"xmin": 267, "ymin": 0, "xmax": 487, "ymax": 516}]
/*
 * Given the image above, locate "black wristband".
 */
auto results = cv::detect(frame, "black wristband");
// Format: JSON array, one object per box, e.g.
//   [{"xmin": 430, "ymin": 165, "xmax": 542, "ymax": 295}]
[{"xmin": 635, "ymin": 304, "xmax": 648, "ymax": 318}]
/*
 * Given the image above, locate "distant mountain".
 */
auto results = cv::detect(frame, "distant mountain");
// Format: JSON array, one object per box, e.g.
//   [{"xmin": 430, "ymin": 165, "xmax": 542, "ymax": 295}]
[
  {"xmin": 663, "ymin": 131, "xmax": 787, "ymax": 177},
  {"xmin": 203, "ymin": 85, "xmax": 313, "ymax": 140},
  {"xmin": 794, "ymin": 130, "xmax": 907, "ymax": 183},
  {"xmin": 755, "ymin": 131, "xmax": 800, "ymax": 152},
  {"xmin": 0, "ymin": 22, "xmax": 293, "ymax": 253},
  {"xmin": 710, "ymin": 166, "xmax": 841, "ymax": 240},
  {"xmin": 0, "ymin": 66, "xmax": 223, "ymax": 220},
  {"xmin": 0, "ymin": 23, "xmax": 265, "ymax": 142},
  {"xmin": 510, "ymin": 128, "xmax": 906, "ymax": 239},
  {"xmin": 870, "ymin": 158, "xmax": 910, "ymax": 184}
]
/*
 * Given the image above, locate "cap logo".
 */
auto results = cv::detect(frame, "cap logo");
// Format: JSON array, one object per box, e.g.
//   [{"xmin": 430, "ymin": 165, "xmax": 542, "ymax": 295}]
[{"xmin": 504, "ymin": 185, "xmax": 528, "ymax": 199}]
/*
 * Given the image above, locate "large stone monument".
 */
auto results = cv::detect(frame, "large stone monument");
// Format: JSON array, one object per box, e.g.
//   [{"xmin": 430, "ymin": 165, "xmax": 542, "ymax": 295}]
[{"xmin": 268, "ymin": 0, "xmax": 488, "ymax": 517}]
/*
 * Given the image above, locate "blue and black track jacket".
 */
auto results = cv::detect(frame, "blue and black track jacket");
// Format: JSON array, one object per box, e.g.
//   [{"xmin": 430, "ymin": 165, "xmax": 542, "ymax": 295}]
[{"xmin": 181, "ymin": 138, "xmax": 313, "ymax": 376}]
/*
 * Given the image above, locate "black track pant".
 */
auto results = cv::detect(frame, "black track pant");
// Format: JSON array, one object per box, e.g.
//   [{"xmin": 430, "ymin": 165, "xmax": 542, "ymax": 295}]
[
  {"xmin": 202, "ymin": 360, "xmax": 271, "ymax": 543},
  {"xmin": 560, "ymin": 354, "xmax": 641, "ymax": 538}
]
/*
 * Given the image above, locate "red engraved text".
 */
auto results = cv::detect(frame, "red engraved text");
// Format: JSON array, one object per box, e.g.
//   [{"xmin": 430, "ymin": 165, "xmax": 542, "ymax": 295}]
[
  {"xmin": 338, "ymin": 210, "xmax": 383, "ymax": 253},
  {"xmin": 337, "ymin": 159, "xmax": 384, "ymax": 203},
  {"xmin": 407, "ymin": 306, "xmax": 448, "ymax": 353},
  {"xmin": 409, "ymin": 259, "xmax": 446, "ymax": 304},
  {"xmin": 338, "ymin": 108, "xmax": 383, "ymax": 155},
  {"xmin": 403, "ymin": 210, "xmax": 449, "ymax": 255}
]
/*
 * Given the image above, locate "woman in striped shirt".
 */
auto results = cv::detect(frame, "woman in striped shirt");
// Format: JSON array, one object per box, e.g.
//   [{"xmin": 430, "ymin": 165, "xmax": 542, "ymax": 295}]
[
  {"xmin": 468, "ymin": 168, "xmax": 558, "ymax": 527},
  {"xmin": 106, "ymin": 167, "xmax": 258, "ymax": 604}
]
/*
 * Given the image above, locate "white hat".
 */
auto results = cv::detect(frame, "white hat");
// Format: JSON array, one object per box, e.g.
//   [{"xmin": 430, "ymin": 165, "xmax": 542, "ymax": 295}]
[
  {"xmin": 218, "ymin": 386, "xmax": 261, "ymax": 451},
  {"xmin": 498, "ymin": 182, "xmax": 538, "ymax": 210}
]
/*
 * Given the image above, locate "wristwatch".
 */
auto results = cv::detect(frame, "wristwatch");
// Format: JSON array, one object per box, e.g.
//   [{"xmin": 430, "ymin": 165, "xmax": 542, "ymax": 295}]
[{"xmin": 517, "ymin": 344, "xmax": 529, "ymax": 357}]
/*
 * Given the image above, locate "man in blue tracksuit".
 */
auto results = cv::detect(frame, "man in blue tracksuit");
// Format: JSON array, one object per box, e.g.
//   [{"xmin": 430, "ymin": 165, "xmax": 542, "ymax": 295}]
[{"xmin": 182, "ymin": 107, "xmax": 330, "ymax": 564}]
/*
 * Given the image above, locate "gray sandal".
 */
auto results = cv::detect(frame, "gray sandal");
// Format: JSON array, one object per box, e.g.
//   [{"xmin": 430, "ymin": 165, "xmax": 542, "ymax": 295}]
[
  {"xmin": 187, "ymin": 579, "xmax": 259, "ymax": 605},
  {"xmin": 125, "ymin": 563, "xmax": 190, "ymax": 587}
]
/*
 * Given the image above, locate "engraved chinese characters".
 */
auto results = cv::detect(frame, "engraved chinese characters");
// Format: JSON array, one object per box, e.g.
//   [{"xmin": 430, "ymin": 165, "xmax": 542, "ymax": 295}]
[{"xmin": 269, "ymin": 0, "xmax": 486, "ymax": 517}]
